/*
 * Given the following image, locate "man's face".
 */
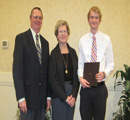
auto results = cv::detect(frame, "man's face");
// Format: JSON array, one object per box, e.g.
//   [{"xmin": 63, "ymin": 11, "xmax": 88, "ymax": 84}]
[
  {"xmin": 88, "ymin": 11, "xmax": 100, "ymax": 31},
  {"xmin": 30, "ymin": 9, "xmax": 43, "ymax": 33}
]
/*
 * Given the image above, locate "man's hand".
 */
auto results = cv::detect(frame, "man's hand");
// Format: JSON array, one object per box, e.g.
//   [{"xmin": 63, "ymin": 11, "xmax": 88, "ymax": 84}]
[
  {"xmin": 46, "ymin": 99, "xmax": 51, "ymax": 111},
  {"xmin": 95, "ymin": 72, "xmax": 105, "ymax": 83},
  {"xmin": 19, "ymin": 100, "xmax": 27, "ymax": 114},
  {"xmin": 80, "ymin": 77, "xmax": 90, "ymax": 88}
]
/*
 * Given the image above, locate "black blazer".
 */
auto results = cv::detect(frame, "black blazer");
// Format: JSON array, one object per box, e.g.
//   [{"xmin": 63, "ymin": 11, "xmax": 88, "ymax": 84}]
[
  {"xmin": 49, "ymin": 44, "xmax": 79, "ymax": 101},
  {"xmin": 13, "ymin": 29, "xmax": 49, "ymax": 110}
]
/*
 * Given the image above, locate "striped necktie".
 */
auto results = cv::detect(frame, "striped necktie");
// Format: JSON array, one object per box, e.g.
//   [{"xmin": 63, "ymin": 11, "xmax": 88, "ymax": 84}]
[
  {"xmin": 35, "ymin": 34, "xmax": 42, "ymax": 65},
  {"xmin": 91, "ymin": 35, "xmax": 97, "ymax": 62}
]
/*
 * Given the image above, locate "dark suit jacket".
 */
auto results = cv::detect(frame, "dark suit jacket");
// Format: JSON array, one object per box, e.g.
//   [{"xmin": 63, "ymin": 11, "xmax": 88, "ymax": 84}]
[
  {"xmin": 49, "ymin": 43, "xmax": 79, "ymax": 101},
  {"xmin": 13, "ymin": 29, "xmax": 49, "ymax": 110}
]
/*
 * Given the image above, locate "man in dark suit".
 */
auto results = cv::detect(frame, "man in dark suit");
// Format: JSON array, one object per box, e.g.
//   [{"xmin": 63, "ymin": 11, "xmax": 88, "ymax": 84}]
[{"xmin": 13, "ymin": 7, "xmax": 51, "ymax": 120}]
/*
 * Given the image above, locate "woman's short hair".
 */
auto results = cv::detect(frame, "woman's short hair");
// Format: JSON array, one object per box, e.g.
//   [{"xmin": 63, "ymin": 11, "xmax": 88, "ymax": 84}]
[
  {"xmin": 87, "ymin": 6, "xmax": 102, "ymax": 21},
  {"xmin": 54, "ymin": 20, "xmax": 70, "ymax": 37}
]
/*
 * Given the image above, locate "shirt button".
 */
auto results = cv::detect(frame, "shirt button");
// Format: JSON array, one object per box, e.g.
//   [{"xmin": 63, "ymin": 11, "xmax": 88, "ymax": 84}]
[{"xmin": 39, "ymin": 83, "xmax": 41, "ymax": 86}]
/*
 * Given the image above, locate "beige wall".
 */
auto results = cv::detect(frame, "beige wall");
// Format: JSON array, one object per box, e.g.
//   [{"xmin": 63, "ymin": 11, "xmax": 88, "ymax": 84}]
[
  {"xmin": 0, "ymin": 0, "xmax": 130, "ymax": 119},
  {"xmin": 0, "ymin": 0, "xmax": 130, "ymax": 72}
]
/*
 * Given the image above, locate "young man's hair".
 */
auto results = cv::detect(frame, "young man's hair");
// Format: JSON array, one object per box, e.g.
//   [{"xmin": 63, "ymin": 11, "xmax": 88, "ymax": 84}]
[{"xmin": 87, "ymin": 6, "xmax": 102, "ymax": 21}]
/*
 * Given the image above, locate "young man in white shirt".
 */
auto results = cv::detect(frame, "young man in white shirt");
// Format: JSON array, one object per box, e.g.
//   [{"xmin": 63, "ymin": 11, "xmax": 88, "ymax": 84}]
[{"xmin": 78, "ymin": 6, "xmax": 114, "ymax": 120}]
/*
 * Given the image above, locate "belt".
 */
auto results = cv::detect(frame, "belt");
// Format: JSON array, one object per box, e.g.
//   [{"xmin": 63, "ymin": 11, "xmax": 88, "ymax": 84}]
[
  {"xmin": 97, "ymin": 82, "xmax": 104, "ymax": 86},
  {"xmin": 90, "ymin": 82, "xmax": 104, "ymax": 88}
]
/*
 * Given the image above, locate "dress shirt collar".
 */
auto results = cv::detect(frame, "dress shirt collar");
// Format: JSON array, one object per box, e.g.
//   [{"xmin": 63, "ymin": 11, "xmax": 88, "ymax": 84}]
[
  {"xmin": 30, "ymin": 28, "xmax": 41, "ymax": 47},
  {"xmin": 30, "ymin": 28, "xmax": 40, "ymax": 39},
  {"xmin": 89, "ymin": 31, "xmax": 100, "ymax": 41}
]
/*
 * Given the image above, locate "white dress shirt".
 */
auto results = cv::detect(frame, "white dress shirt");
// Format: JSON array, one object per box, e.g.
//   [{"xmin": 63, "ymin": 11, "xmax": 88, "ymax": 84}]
[
  {"xmin": 78, "ymin": 31, "xmax": 114, "ymax": 81},
  {"xmin": 30, "ymin": 28, "xmax": 41, "ymax": 48}
]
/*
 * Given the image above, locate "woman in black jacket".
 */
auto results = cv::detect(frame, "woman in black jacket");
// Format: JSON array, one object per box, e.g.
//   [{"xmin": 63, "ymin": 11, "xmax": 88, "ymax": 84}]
[{"xmin": 49, "ymin": 20, "xmax": 79, "ymax": 120}]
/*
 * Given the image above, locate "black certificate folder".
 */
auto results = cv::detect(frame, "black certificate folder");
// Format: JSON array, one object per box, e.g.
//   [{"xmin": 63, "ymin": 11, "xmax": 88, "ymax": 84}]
[{"xmin": 83, "ymin": 62, "xmax": 100, "ymax": 86}]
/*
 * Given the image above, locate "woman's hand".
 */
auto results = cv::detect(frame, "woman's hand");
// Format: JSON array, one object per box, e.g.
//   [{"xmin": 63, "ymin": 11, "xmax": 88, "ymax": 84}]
[{"xmin": 66, "ymin": 95, "xmax": 76, "ymax": 107}]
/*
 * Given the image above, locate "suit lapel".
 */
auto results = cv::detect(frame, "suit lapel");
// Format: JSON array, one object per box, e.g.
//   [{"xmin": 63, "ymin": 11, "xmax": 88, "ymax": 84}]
[
  {"xmin": 26, "ymin": 29, "xmax": 40, "ymax": 65},
  {"xmin": 40, "ymin": 35, "xmax": 46, "ymax": 66}
]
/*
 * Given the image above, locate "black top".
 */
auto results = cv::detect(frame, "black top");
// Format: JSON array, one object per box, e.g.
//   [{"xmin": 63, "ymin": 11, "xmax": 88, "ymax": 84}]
[
  {"xmin": 62, "ymin": 53, "xmax": 73, "ymax": 82},
  {"xmin": 49, "ymin": 43, "xmax": 79, "ymax": 101}
]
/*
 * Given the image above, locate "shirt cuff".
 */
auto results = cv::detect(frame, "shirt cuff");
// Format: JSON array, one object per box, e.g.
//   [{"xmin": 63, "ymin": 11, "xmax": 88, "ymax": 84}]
[
  {"xmin": 18, "ymin": 98, "xmax": 25, "ymax": 103},
  {"xmin": 102, "ymin": 72, "xmax": 106, "ymax": 81},
  {"xmin": 78, "ymin": 75, "xmax": 83, "ymax": 82},
  {"xmin": 47, "ymin": 97, "xmax": 51, "ymax": 100}
]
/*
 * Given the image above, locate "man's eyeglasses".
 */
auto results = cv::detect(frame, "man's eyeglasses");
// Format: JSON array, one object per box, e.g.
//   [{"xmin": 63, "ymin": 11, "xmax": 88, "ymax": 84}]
[{"xmin": 32, "ymin": 15, "xmax": 43, "ymax": 20}]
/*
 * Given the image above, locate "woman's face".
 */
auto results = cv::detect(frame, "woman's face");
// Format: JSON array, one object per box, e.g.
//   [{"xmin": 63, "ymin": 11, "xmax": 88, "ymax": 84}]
[{"xmin": 57, "ymin": 25, "xmax": 69, "ymax": 44}]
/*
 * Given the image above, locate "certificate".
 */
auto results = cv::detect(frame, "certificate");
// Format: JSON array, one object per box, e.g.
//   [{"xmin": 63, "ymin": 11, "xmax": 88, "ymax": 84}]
[{"xmin": 83, "ymin": 62, "xmax": 100, "ymax": 86}]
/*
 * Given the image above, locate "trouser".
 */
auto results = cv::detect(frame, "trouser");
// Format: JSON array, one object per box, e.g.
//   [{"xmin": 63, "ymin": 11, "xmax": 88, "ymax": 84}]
[
  {"xmin": 80, "ymin": 83, "xmax": 108, "ymax": 120},
  {"xmin": 20, "ymin": 107, "xmax": 45, "ymax": 120},
  {"xmin": 52, "ymin": 82, "xmax": 75, "ymax": 120}
]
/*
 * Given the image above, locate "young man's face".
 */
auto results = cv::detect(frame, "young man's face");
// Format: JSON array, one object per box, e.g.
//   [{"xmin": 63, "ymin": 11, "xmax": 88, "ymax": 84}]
[{"xmin": 88, "ymin": 11, "xmax": 101, "ymax": 31}]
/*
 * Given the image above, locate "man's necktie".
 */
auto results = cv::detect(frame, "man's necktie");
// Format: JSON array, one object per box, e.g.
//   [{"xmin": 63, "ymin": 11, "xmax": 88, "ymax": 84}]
[
  {"xmin": 35, "ymin": 34, "xmax": 42, "ymax": 65},
  {"xmin": 91, "ymin": 35, "xmax": 97, "ymax": 62}
]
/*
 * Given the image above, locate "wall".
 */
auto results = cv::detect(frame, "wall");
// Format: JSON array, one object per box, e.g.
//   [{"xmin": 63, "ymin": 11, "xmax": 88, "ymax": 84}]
[
  {"xmin": 0, "ymin": 0, "xmax": 130, "ymax": 72},
  {"xmin": 0, "ymin": 72, "xmax": 17, "ymax": 120},
  {"xmin": 0, "ymin": 0, "xmax": 130, "ymax": 119},
  {"xmin": 0, "ymin": 73, "xmax": 123, "ymax": 120}
]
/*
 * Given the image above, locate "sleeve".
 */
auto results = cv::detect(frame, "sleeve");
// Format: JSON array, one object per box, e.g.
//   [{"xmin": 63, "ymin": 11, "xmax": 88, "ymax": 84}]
[
  {"xmin": 78, "ymin": 39, "xmax": 85, "ymax": 79},
  {"xmin": 13, "ymin": 35, "xmax": 25, "ymax": 101},
  {"xmin": 71, "ymin": 50, "xmax": 79, "ymax": 99},
  {"xmin": 49, "ymin": 52, "xmax": 67, "ymax": 101},
  {"xmin": 104, "ymin": 37, "xmax": 114, "ymax": 78}
]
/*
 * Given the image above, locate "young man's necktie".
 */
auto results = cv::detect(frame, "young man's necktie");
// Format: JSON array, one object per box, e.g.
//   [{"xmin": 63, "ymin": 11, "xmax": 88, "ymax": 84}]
[{"xmin": 91, "ymin": 35, "xmax": 97, "ymax": 62}]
